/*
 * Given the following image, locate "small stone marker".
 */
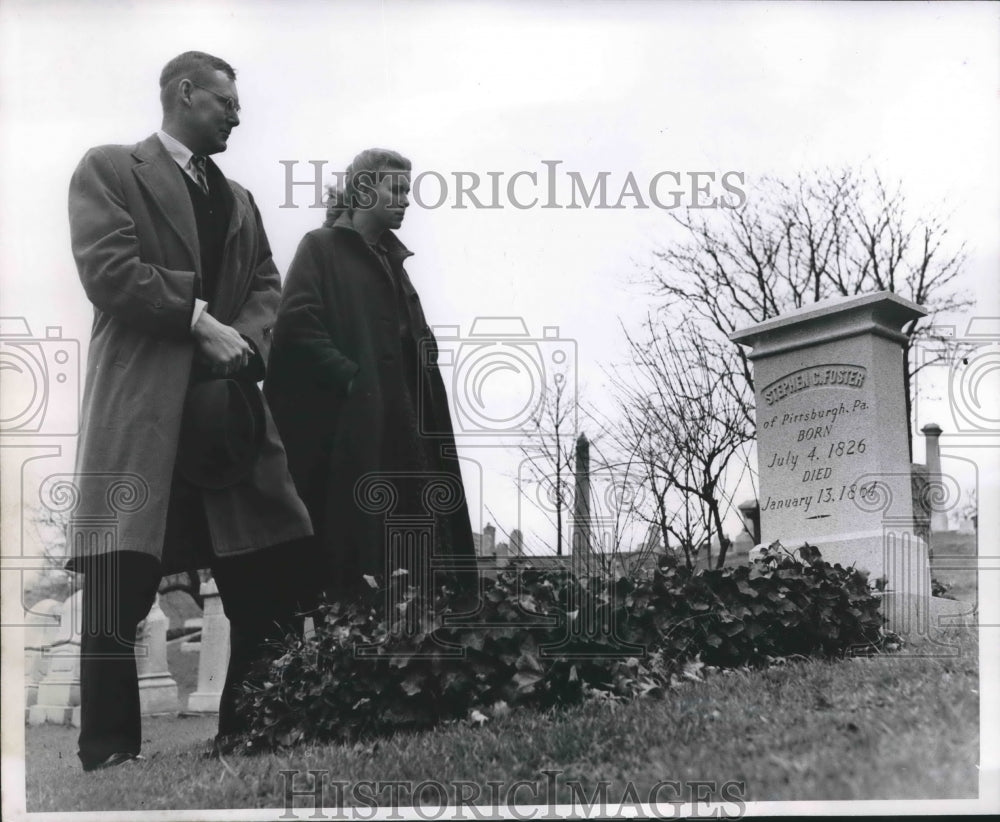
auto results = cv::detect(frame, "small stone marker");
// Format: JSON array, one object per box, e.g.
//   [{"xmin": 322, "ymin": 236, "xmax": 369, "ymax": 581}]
[
  {"xmin": 187, "ymin": 578, "xmax": 231, "ymax": 713},
  {"xmin": 137, "ymin": 594, "xmax": 180, "ymax": 714},
  {"xmin": 24, "ymin": 598, "xmax": 64, "ymax": 713},
  {"xmin": 731, "ymin": 499, "xmax": 760, "ymax": 558},
  {"xmin": 28, "ymin": 590, "xmax": 83, "ymax": 726},
  {"xmin": 920, "ymin": 423, "xmax": 950, "ymax": 532},
  {"xmin": 731, "ymin": 292, "xmax": 965, "ymax": 634}
]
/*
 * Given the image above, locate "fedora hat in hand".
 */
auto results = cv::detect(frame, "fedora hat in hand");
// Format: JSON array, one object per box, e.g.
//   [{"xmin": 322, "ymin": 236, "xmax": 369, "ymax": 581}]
[{"xmin": 176, "ymin": 377, "xmax": 267, "ymax": 490}]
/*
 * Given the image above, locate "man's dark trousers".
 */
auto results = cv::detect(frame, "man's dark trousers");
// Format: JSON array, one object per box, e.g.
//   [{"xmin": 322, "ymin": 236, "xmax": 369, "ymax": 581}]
[{"xmin": 77, "ymin": 496, "xmax": 319, "ymax": 770}]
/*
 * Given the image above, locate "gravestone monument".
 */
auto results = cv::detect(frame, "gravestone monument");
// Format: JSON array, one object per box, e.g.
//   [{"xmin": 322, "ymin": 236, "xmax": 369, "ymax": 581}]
[
  {"xmin": 731, "ymin": 292, "xmax": 965, "ymax": 634},
  {"xmin": 187, "ymin": 578, "xmax": 230, "ymax": 713},
  {"xmin": 24, "ymin": 598, "xmax": 64, "ymax": 713},
  {"xmin": 571, "ymin": 433, "xmax": 594, "ymax": 571},
  {"xmin": 28, "ymin": 589, "xmax": 83, "ymax": 726},
  {"xmin": 136, "ymin": 594, "xmax": 180, "ymax": 714},
  {"xmin": 920, "ymin": 423, "xmax": 950, "ymax": 533}
]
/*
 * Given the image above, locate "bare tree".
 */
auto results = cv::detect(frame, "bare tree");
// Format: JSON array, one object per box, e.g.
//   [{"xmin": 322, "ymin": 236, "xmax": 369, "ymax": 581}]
[
  {"xmin": 517, "ymin": 365, "xmax": 578, "ymax": 556},
  {"xmin": 643, "ymin": 166, "xmax": 971, "ymax": 446},
  {"xmin": 25, "ymin": 502, "xmax": 204, "ymax": 615},
  {"xmin": 606, "ymin": 316, "xmax": 755, "ymax": 569},
  {"xmin": 22, "ymin": 503, "xmax": 76, "ymax": 608}
]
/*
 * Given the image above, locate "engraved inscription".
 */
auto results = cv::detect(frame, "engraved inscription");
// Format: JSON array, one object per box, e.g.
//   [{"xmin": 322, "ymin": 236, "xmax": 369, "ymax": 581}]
[
  {"xmin": 758, "ymin": 363, "xmax": 878, "ymax": 520},
  {"xmin": 762, "ymin": 364, "xmax": 867, "ymax": 406}
]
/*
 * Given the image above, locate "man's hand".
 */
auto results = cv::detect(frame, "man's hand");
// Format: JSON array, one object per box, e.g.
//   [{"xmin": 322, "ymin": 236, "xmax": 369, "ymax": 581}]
[{"xmin": 192, "ymin": 311, "xmax": 251, "ymax": 376}]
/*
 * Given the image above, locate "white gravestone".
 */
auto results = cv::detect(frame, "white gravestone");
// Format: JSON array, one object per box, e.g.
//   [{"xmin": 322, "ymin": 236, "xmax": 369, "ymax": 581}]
[
  {"xmin": 28, "ymin": 589, "xmax": 83, "ymax": 726},
  {"xmin": 920, "ymin": 423, "xmax": 951, "ymax": 533},
  {"xmin": 731, "ymin": 292, "xmax": 965, "ymax": 634},
  {"xmin": 187, "ymin": 578, "xmax": 231, "ymax": 713},
  {"xmin": 24, "ymin": 598, "xmax": 64, "ymax": 712},
  {"xmin": 137, "ymin": 594, "xmax": 180, "ymax": 714}
]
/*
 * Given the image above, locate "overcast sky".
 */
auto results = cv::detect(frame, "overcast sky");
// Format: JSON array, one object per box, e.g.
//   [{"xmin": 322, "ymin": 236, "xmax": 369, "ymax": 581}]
[{"xmin": 1, "ymin": 0, "xmax": 998, "ymax": 555}]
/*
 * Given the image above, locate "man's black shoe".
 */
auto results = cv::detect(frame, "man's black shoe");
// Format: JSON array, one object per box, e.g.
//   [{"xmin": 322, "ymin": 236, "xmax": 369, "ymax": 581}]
[{"xmin": 83, "ymin": 752, "xmax": 146, "ymax": 772}]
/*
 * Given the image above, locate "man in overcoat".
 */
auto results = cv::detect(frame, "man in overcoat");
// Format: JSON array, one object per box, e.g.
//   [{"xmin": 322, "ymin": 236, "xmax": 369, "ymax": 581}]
[{"xmin": 67, "ymin": 51, "xmax": 313, "ymax": 771}]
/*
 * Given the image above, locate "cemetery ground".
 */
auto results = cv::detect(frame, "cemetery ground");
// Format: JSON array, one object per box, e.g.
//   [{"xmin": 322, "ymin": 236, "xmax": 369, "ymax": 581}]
[{"xmin": 24, "ymin": 534, "xmax": 982, "ymax": 812}]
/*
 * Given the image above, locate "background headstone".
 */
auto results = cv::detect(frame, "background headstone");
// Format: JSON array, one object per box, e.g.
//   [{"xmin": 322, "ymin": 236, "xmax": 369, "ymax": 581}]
[
  {"xmin": 137, "ymin": 594, "xmax": 180, "ymax": 714},
  {"xmin": 24, "ymin": 598, "xmax": 64, "ymax": 712},
  {"xmin": 28, "ymin": 589, "xmax": 83, "ymax": 726},
  {"xmin": 186, "ymin": 578, "xmax": 230, "ymax": 713},
  {"xmin": 920, "ymin": 423, "xmax": 950, "ymax": 532},
  {"xmin": 731, "ymin": 499, "xmax": 761, "ymax": 559}
]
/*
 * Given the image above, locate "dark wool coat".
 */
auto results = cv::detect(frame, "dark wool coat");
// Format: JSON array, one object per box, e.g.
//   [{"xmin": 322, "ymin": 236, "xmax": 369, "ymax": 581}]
[
  {"xmin": 263, "ymin": 216, "xmax": 476, "ymax": 596},
  {"xmin": 67, "ymin": 135, "xmax": 312, "ymax": 572}
]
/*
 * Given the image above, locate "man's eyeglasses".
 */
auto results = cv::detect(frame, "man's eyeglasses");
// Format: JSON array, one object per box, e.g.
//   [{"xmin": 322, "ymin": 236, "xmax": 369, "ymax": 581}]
[{"xmin": 189, "ymin": 81, "xmax": 241, "ymax": 115}]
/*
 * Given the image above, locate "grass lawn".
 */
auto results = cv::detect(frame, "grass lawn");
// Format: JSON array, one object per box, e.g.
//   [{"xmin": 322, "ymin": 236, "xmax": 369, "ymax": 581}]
[
  {"xmin": 24, "ymin": 626, "xmax": 980, "ymax": 813},
  {"xmin": 930, "ymin": 530, "xmax": 980, "ymax": 605}
]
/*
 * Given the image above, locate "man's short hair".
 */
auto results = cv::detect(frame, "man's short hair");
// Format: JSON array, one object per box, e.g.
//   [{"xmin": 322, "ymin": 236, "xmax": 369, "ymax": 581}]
[{"xmin": 159, "ymin": 51, "xmax": 236, "ymax": 111}]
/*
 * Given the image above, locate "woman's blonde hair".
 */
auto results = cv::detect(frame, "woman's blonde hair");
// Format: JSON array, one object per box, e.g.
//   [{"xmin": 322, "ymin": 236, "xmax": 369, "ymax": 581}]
[{"xmin": 324, "ymin": 148, "xmax": 411, "ymax": 227}]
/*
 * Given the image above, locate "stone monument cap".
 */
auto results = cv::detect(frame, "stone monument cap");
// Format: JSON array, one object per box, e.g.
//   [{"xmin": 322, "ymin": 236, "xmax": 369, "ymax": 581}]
[{"xmin": 730, "ymin": 291, "xmax": 926, "ymax": 359}]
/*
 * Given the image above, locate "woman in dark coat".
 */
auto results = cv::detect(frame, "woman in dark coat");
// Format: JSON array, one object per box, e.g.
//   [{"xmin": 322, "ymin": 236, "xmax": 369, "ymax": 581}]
[{"xmin": 264, "ymin": 148, "xmax": 476, "ymax": 599}]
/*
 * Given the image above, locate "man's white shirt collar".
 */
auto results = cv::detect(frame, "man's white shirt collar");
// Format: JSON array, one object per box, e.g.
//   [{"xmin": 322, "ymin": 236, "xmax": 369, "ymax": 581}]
[{"xmin": 156, "ymin": 130, "xmax": 196, "ymax": 172}]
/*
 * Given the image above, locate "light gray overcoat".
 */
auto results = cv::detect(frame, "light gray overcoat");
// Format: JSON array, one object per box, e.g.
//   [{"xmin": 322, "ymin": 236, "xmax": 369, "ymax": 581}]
[{"xmin": 67, "ymin": 134, "xmax": 311, "ymax": 572}]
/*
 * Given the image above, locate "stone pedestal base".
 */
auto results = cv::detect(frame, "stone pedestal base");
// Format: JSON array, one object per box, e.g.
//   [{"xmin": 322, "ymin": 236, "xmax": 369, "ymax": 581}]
[
  {"xmin": 881, "ymin": 591, "xmax": 974, "ymax": 639},
  {"xmin": 186, "ymin": 579, "xmax": 230, "ymax": 715},
  {"xmin": 139, "ymin": 673, "xmax": 180, "ymax": 715},
  {"xmin": 782, "ymin": 528, "xmax": 932, "ymax": 598},
  {"xmin": 136, "ymin": 594, "xmax": 179, "ymax": 715},
  {"xmin": 186, "ymin": 690, "xmax": 223, "ymax": 714},
  {"xmin": 27, "ymin": 704, "xmax": 81, "ymax": 727},
  {"xmin": 27, "ymin": 644, "xmax": 80, "ymax": 726}
]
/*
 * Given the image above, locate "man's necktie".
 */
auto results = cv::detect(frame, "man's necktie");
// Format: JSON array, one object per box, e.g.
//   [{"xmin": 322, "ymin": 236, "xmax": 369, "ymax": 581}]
[{"xmin": 190, "ymin": 155, "xmax": 209, "ymax": 196}]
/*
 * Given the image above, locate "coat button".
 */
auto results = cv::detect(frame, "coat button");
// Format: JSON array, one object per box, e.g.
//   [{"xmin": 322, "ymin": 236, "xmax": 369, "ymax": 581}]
[{"xmin": 154, "ymin": 299, "xmax": 163, "ymax": 309}]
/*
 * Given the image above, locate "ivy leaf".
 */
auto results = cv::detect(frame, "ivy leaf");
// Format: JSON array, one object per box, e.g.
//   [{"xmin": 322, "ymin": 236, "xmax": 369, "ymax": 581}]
[
  {"xmin": 799, "ymin": 543, "xmax": 823, "ymax": 565},
  {"xmin": 458, "ymin": 630, "xmax": 485, "ymax": 651},
  {"xmin": 513, "ymin": 671, "xmax": 543, "ymax": 691},
  {"xmin": 401, "ymin": 674, "xmax": 423, "ymax": 696},
  {"xmin": 720, "ymin": 620, "xmax": 744, "ymax": 637},
  {"xmin": 518, "ymin": 594, "xmax": 540, "ymax": 613},
  {"xmin": 516, "ymin": 652, "xmax": 543, "ymax": 674}
]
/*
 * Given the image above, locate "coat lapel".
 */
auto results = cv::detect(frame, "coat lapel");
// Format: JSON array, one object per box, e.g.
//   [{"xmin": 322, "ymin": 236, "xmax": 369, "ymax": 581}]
[
  {"xmin": 131, "ymin": 135, "xmax": 199, "ymax": 270},
  {"xmin": 209, "ymin": 161, "xmax": 252, "ymax": 323},
  {"xmin": 210, "ymin": 159, "xmax": 247, "ymax": 246}
]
